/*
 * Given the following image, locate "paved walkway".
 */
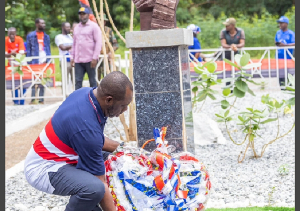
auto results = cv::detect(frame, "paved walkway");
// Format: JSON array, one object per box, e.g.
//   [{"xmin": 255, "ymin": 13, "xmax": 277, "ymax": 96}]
[{"xmin": 5, "ymin": 119, "xmax": 50, "ymax": 170}]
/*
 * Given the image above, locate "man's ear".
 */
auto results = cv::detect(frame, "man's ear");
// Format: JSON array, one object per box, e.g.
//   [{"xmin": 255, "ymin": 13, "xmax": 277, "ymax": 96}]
[{"xmin": 105, "ymin": 96, "xmax": 113, "ymax": 105}]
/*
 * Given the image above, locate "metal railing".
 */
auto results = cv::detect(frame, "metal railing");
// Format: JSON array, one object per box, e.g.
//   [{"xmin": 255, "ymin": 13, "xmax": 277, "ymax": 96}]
[
  {"xmin": 6, "ymin": 55, "xmax": 67, "ymax": 102},
  {"xmin": 5, "ymin": 54, "xmax": 122, "ymax": 102},
  {"xmin": 188, "ymin": 46, "xmax": 295, "ymax": 87}
]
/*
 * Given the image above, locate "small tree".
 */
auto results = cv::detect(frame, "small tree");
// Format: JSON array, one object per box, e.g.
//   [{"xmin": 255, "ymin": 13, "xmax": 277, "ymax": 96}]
[{"xmin": 215, "ymin": 94, "xmax": 294, "ymax": 163}]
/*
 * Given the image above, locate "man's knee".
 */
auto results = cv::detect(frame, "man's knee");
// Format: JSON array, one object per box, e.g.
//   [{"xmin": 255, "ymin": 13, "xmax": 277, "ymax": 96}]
[{"xmin": 83, "ymin": 179, "xmax": 105, "ymax": 202}]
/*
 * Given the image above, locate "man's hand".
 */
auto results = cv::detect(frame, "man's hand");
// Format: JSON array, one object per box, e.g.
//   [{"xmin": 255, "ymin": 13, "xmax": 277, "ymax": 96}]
[
  {"xmin": 277, "ymin": 42, "xmax": 295, "ymax": 47},
  {"xmin": 103, "ymin": 136, "xmax": 121, "ymax": 152},
  {"xmin": 71, "ymin": 59, "xmax": 75, "ymax": 67},
  {"xmin": 231, "ymin": 44, "xmax": 238, "ymax": 52},
  {"xmin": 11, "ymin": 50, "xmax": 17, "ymax": 57},
  {"xmin": 96, "ymin": 175, "xmax": 116, "ymax": 211},
  {"xmin": 91, "ymin": 59, "xmax": 97, "ymax": 68}
]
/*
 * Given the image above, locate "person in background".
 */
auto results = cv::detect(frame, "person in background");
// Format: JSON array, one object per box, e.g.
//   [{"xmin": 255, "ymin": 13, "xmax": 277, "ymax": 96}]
[
  {"xmin": 97, "ymin": 14, "xmax": 119, "ymax": 81},
  {"xmin": 275, "ymin": 16, "xmax": 295, "ymax": 87},
  {"xmin": 70, "ymin": 22, "xmax": 78, "ymax": 37},
  {"xmin": 187, "ymin": 24, "xmax": 203, "ymax": 62},
  {"xmin": 26, "ymin": 18, "xmax": 51, "ymax": 104},
  {"xmin": 71, "ymin": 7, "xmax": 102, "ymax": 90},
  {"xmin": 5, "ymin": 27, "xmax": 26, "ymax": 105},
  {"xmin": 55, "ymin": 22, "xmax": 74, "ymax": 86},
  {"xmin": 220, "ymin": 18, "xmax": 245, "ymax": 60}
]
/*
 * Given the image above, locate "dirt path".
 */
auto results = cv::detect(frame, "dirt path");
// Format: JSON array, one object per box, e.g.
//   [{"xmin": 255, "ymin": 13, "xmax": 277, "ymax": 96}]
[{"xmin": 5, "ymin": 119, "xmax": 49, "ymax": 170}]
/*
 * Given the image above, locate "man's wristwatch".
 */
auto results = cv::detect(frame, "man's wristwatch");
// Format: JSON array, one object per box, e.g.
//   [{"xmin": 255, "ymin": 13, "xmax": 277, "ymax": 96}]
[{"xmin": 119, "ymin": 142, "xmax": 125, "ymax": 147}]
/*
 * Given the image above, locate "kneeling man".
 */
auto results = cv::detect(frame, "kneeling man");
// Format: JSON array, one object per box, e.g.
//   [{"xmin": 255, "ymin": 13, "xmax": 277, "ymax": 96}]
[{"xmin": 24, "ymin": 71, "xmax": 133, "ymax": 211}]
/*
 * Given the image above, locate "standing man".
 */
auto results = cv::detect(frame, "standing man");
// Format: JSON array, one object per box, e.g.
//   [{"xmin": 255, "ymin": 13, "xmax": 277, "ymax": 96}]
[
  {"xmin": 71, "ymin": 7, "xmax": 102, "ymax": 90},
  {"xmin": 26, "ymin": 18, "xmax": 51, "ymax": 104},
  {"xmin": 275, "ymin": 16, "xmax": 295, "ymax": 87},
  {"xmin": 97, "ymin": 14, "xmax": 119, "ymax": 81},
  {"xmin": 55, "ymin": 22, "xmax": 74, "ymax": 86},
  {"xmin": 187, "ymin": 24, "xmax": 203, "ymax": 62},
  {"xmin": 5, "ymin": 27, "xmax": 26, "ymax": 105},
  {"xmin": 219, "ymin": 18, "xmax": 245, "ymax": 60},
  {"xmin": 24, "ymin": 71, "xmax": 133, "ymax": 211}
]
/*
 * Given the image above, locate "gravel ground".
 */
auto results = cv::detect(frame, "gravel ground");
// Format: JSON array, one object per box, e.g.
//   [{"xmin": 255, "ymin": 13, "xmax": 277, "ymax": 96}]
[
  {"xmin": 195, "ymin": 90, "xmax": 295, "ymax": 208},
  {"xmin": 5, "ymin": 105, "xmax": 49, "ymax": 123},
  {"xmin": 5, "ymin": 90, "xmax": 295, "ymax": 210}
]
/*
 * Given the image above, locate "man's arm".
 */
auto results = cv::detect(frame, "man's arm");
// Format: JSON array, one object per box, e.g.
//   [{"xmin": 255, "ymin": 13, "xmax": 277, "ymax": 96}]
[
  {"xmin": 91, "ymin": 24, "xmax": 102, "ymax": 68},
  {"xmin": 56, "ymin": 35, "xmax": 73, "ymax": 51},
  {"xmin": 111, "ymin": 30, "xmax": 118, "ymax": 51},
  {"xmin": 236, "ymin": 39, "xmax": 245, "ymax": 48},
  {"xmin": 26, "ymin": 34, "xmax": 31, "ymax": 57},
  {"xmin": 96, "ymin": 175, "xmax": 116, "ymax": 211},
  {"xmin": 70, "ymin": 32, "xmax": 76, "ymax": 67},
  {"xmin": 59, "ymin": 44, "xmax": 72, "ymax": 51},
  {"xmin": 194, "ymin": 52, "xmax": 200, "ymax": 59},
  {"xmin": 236, "ymin": 30, "xmax": 245, "ymax": 48},
  {"xmin": 278, "ymin": 43, "xmax": 295, "ymax": 47},
  {"xmin": 221, "ymin": 39, "xmax": 231, "ymax": 49},
  {"xmin": 103, "ymin": 136, "xmax": 120, "ymax": 152}
]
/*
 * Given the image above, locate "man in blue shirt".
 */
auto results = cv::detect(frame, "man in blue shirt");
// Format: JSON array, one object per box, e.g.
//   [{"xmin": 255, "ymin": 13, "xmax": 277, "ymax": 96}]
[
  {"xmin": 187, "ymin": 24, "xmax": 203, "ymax": 62},
  {"xmin": 24, "ymin": 71, "xmax": 133, "ymax": 211},
  {"xmin": 275, "ymin": 16, "xmax": 295, "ymax": 87},
  {"xmin": 275, "ymin": 16, "xmax": 295, "ymax": 59},
  {"xmin": 26, "ymin": 18, "xmax": 51, "ymax": 104}
]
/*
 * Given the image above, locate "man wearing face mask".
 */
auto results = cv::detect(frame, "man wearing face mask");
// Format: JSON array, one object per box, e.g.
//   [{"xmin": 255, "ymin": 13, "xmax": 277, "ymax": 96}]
[
  {"xmin": 71, "ymin": 7, "xmax": 102, "ymax": 90},
  {"xmin": 24, "ymin": 71, "xmax": 133, "ymax": 211},
  {"xmin": 26, "ymin": 18, "xmax": 51, "ymax": 104},
  {"xmin": 55, "ymin": 22, "xmax": 74, "ymax": 85}
]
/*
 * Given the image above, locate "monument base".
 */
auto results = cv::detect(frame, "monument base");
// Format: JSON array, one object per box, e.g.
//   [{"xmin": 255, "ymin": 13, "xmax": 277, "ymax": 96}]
[{"xmin": 126, "ymin": 28, "xmax": 195, "ymax": 153}]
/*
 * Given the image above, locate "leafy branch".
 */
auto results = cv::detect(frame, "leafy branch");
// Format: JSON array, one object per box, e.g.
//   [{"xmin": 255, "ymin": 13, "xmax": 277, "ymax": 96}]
[
  {"xmin": 220, "ymin": 53, "xmax": 262, "ymax": 110},
  {"xmin": 192, "ymin": 61, "xmax": 223, "ymax": 112}
]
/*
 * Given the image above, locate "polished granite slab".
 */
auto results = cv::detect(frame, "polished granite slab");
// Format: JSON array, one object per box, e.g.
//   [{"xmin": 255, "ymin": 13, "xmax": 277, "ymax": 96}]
[{"xmin": 132, "ymin": 45, "xmax": 194, "ymax": 153}]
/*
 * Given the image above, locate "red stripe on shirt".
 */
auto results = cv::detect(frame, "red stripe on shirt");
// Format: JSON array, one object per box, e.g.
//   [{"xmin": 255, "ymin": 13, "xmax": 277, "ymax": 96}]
[
  {"xmin": 33, "ymin": 136, "xmax": 78, "ymax": 164},
  {"xmin": 45, "ymin": 119, "xmax": 78, "ymax": 156}
]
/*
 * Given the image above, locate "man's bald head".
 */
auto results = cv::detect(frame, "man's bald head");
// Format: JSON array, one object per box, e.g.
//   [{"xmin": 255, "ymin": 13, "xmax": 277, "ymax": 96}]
[
  {"xmin": 8, "ymin": 27, "xmax": 16, "ymax": 42},
  {"xmin": 8, "ymin": 27, "xmax": 16, "ymax": 32},
  {"xmin": 96, "ymin": 71, "xmax": 133, "ymax": 118},
  {"xmin": 98, "ymin": 71, "xmax": 133, "ymax": 101}
]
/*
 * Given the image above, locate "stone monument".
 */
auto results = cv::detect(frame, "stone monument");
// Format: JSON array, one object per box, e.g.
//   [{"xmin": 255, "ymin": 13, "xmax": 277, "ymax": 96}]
[{"xmin": 127, "ymin": 0, "xmax": 195, "ymax": 154}]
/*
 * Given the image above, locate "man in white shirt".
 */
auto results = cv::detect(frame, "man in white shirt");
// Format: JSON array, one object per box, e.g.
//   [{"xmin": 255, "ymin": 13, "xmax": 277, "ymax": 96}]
[{"xmin": 55, "ymin": 22, "xmax": 74, "ymax": 85}]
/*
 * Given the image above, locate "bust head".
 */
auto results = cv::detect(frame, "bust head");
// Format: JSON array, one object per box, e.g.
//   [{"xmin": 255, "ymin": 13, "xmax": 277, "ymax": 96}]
[{"xmin": 132, "ymin": 0, "xmax": 179, "ymax": 30}]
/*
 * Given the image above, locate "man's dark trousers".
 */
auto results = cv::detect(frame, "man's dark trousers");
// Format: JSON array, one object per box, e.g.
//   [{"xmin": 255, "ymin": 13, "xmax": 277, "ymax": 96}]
[{"xmin": 75, "ymin": 62, "xmax": 98, "ymax": 90}]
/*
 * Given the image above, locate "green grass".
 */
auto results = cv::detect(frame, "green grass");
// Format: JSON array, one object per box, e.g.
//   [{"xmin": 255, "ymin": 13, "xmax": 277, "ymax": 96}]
[
  {"xmin": 206, "ymin": 207, "xmax": 295, "ymax": 211},
  {"xmin": 51, "ymin": 45, "xmax": 62, "ymax": 81},
  {"xmin": 115, "ymin": 44, "xmax": 128, "ymax": 58}
]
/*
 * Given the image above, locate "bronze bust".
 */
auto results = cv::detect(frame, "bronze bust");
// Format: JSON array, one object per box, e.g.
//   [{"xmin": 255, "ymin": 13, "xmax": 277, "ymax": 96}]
[{"xmin": 132, "ymin": 0, "xmax": 180, "ymax": 30}]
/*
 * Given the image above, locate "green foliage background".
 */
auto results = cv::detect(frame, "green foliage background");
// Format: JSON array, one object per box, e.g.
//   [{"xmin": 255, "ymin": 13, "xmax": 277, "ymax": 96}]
[
  {"xmin": 5, "ymin": 0, "xmax": 294, "ymax": 81},
  {"xmin": 179, "ymin": 8, "xmax": 295, "ymax": 49},
  {"xmin": 5, "ymin": 0, "xmax": 295, "ymax": 58}
]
